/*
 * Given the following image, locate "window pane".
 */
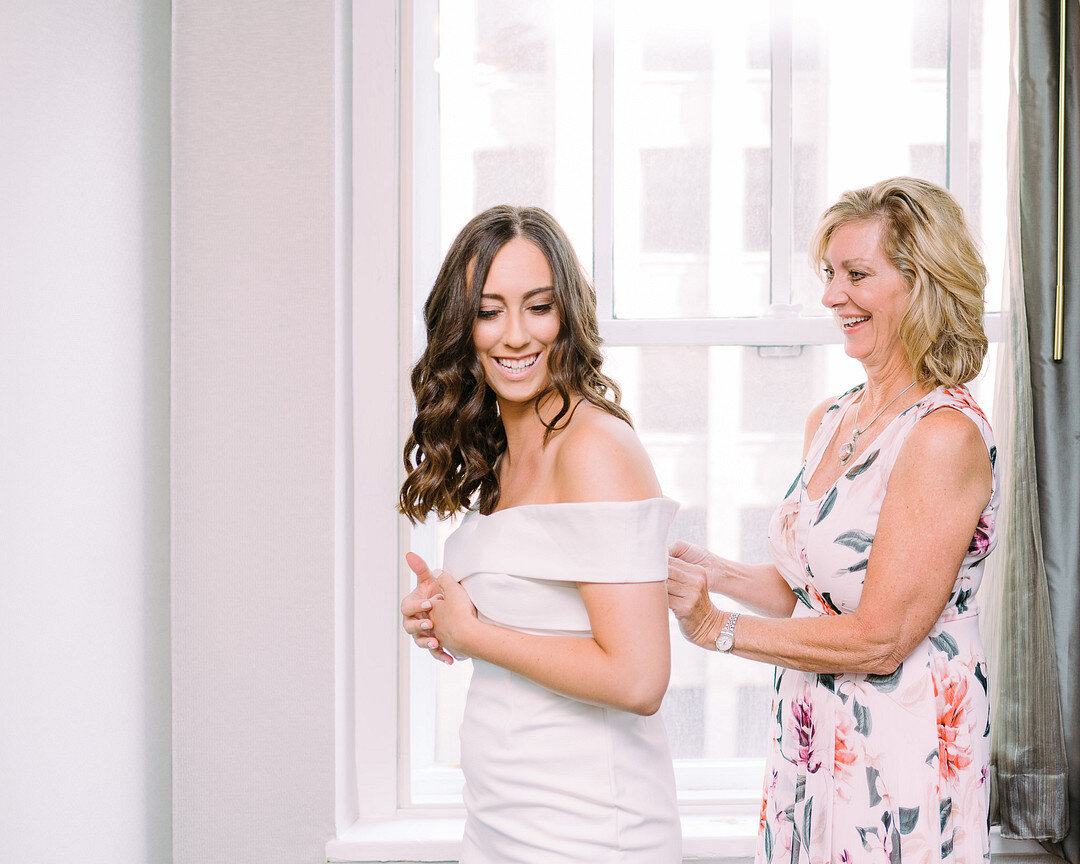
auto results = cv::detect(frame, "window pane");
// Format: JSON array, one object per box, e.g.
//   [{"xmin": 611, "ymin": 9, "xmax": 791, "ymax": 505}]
[
  {"xmin": 603, "ymin": 344, "xmax": 865, "ymax": 767},
  {"xmin": 790, "ymin": 1, "xmax": 948, "ymax": 313},
  {"xmin": 613, "ymin": 1, "xmax": 771, "ymax": 319},
  {"xmin": 968, "ymin": 0, "xmax": 1009, "ymax": 313},
  {"xmin": 437, "ymin": 0, "xmax": 594, "ymax": 264}
]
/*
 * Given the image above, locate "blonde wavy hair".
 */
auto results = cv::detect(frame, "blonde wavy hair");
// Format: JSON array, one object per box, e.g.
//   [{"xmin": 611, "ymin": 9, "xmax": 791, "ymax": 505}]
[{"xmin": 809, "ymin": 176, "xmax": 988, "ymax": 387}]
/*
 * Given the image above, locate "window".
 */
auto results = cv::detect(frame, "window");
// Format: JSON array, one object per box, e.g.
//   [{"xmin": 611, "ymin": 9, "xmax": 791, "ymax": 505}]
[{"xmin": 399, "ymin": 0, "xmax": 1007, "ymax": 822}]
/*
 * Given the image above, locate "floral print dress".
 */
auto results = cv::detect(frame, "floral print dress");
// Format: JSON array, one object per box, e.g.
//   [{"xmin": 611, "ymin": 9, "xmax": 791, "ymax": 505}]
[{"xmin": 758, "ymin": 384, "xmax": 998, "ymax": 864}]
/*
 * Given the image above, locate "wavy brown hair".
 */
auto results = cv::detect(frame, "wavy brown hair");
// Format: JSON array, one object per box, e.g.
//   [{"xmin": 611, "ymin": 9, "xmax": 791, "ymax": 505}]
[
  {"xmin": 399, "ymin": 206, "xmax": 630, "ymax": 523},
  {"xmin": 809, "ymin": 176, "xmax": 988, "ymax": 388}
]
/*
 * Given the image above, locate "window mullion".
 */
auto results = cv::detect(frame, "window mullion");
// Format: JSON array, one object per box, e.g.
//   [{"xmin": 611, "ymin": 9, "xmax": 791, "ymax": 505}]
[
  {"xmin": 946, "ymin": 0, "xmax": 971, "ymax": 208},
  {"xmin": 770, "ymin": 0, "xmax": 794, "ymax": 307},
  {"xmin": 409, "ymin": 0, "xmax": 442, "ymax": 354},
  {"xmin": 593, "ymin": 0, "xmax": 615, "ymax": 320},
  {"xmin": 401, "ymin": 0, "xmax": 441, "ymax": 811}
]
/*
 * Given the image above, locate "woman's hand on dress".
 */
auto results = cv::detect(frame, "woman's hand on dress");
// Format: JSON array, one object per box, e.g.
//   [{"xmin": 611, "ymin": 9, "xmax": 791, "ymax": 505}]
[
  {"xmin": 428, "ymin": 572, "xmax": 479, "ymax": 660},
  {"xmin": 400, "ymin": 551, "xmax": 454, "ymax": 665},
  {"xmin": 667, "ymin": 540, "xmax": 724, "ymax": 650},
  {"xmin": 668, "ymin": 539, "xmax": 723, "ymax": 586}
]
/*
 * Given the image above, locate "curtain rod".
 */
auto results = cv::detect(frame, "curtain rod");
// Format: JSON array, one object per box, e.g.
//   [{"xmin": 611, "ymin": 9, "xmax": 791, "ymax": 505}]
[{"xmin": 1054, "ymin": 0, "xmax": 1067, "ymax": 361}]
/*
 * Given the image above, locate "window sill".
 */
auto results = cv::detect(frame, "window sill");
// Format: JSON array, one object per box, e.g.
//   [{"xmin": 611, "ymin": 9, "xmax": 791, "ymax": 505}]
[
  {"xmin": 327, "ymin": 817, "xmax": 1051, "ymax": 864},
  {"xmin": 327, "ymin": 807, "xmax": 757, "ymax": 864}
]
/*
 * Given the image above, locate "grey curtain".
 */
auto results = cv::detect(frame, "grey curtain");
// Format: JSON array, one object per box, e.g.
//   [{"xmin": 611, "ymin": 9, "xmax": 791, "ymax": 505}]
[
  {"xmin": 985, "ymin": 0, "xmax": 1069, "ymax": 839},
  {"xmin": 1016, "ymin": 0, "xmax": 1080, "ymax": 859}
]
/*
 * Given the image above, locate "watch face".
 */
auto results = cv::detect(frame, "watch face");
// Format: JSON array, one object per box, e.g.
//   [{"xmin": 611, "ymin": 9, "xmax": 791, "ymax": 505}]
[{"xmin": 716, "ymin": 633, "xmax": 734, "ymax": 652}]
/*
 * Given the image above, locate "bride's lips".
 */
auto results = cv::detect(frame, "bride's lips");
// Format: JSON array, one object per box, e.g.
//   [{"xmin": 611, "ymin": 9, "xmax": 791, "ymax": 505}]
[{"xmin": 492, "ymin": 352, "xmax": 541, "ymax": 381}]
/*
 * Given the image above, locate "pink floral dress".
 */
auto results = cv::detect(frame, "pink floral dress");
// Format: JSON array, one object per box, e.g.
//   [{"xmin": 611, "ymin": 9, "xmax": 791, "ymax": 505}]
[{"xmin": 758, "ymin": 384, "xmax": 998, "ymax": 864}]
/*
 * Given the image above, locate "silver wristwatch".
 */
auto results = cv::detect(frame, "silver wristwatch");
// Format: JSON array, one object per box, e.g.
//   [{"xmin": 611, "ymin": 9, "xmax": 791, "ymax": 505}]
[{"xmin": 715, "ymin": 612, "xmax": 739, "ymax": 653}]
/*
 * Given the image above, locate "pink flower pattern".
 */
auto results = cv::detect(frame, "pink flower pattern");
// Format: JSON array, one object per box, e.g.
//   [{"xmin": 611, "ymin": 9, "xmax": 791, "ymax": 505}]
[
  {"xmin": 756, "ymin": 385, "xmax": 995, "ymax": 864},
  {"xmin": 788, "ymin": 687, "xmax": 822, "ymax": 773}
]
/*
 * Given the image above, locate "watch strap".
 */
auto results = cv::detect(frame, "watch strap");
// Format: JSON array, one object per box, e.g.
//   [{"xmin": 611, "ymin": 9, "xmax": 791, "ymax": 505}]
[{"xmin": 715, "ymin": 612, "xmax": 739, "ymax": 653}]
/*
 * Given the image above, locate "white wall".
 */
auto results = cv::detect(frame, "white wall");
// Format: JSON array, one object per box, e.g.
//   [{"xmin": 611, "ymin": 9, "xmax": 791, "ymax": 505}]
[
  {"xmin": 171, "ymin": 1, "xmax": 338, "ymax": 861},
  {"xmin": 0, "ymin": 2, "xmax": 172, "ymax": 862}
]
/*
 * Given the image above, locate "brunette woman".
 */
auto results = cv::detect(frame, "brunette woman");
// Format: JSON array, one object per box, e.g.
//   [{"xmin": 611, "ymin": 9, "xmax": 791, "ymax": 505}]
[{"xmin": 399, "ymin": 206, "xmax": 681, "ymax": 863}]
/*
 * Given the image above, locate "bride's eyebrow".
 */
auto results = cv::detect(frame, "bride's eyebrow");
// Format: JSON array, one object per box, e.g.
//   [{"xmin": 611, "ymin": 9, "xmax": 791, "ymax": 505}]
[{"xmin": 480, "ymin": 287, "xmax": 555, "ymax": 301}]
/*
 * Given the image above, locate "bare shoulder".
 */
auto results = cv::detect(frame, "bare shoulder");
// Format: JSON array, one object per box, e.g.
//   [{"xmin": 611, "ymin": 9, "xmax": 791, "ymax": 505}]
[
  {"xmin": 906, "ymin": 406, "xmax": 988, "ymax": 462},
  {"xmin": 551, "ymin": 403, "xmax": 661, "ymax": 502},
  {"xmin": 894, "ymin": 407, "xmax": 992, "ymax": 497},
  {"xmin": 802, "ymin": 396, "xmax": 837, "ymax": 457}
]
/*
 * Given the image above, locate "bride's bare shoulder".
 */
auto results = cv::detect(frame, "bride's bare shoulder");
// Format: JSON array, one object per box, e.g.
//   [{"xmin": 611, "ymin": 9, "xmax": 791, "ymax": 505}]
[{"xmin": 550, "ymin": 403, "xmax": 660, "ymax": 502}]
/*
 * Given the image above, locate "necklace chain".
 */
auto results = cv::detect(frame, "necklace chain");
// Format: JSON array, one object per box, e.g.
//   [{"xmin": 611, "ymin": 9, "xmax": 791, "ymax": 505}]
[{"xmin": 838, "ymin": 381, "xmax": 918, "ymax": 464}]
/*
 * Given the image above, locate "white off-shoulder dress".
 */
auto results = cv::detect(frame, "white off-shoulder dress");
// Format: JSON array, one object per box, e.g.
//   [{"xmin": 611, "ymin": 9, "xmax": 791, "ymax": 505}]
[{"xmin": 442, "ymin": 497, "xmax": 682, "ymax": 864}]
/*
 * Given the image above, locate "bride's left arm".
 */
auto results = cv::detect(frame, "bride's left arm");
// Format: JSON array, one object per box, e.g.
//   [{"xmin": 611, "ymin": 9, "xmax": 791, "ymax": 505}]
[
  {"xmin": 430, "ymin": 573, "xmax": 670, "ymax": 715},
  {"xmin": 428, "ymin": 411, "xmax": 672, "ymax": 715}
]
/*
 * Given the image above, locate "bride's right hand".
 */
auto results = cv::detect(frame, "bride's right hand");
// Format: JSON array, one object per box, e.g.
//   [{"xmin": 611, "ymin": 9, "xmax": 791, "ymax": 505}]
[{"xmin": 401, "ymin": 551, "xmax": 455, "ymax": 665}]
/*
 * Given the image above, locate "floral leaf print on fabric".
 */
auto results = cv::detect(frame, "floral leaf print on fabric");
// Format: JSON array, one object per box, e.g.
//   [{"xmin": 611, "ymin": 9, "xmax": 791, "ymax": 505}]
[
  {"xmin": 930, "ymin": 631, "xmax": 960, "ymax": 659},
  {"xmin": 898, "ymin": 806, "xmax": 920, "ymax": 834},
  {"xmin": 853, "ymin": 699, "xmax": 872, "ymax": 737},
  {"xmin": 974, "ymin": 663, "xmax": 988, "ymax": 695},
  {"xmin": 785, "ymin": 467, "xmax": 804, "ymax": 499},
  {"xmin": 856, "ymin": 825, "xmax": 880, "ymax": 852},
  {"xmin": 865, "ymin": 664, "xmax": 903, "ymax": 692},
  {"xmin": 814, "ymin": 486, "xmax": 838, "ymax": 525},
  {"xmin": 939, "ymin": 797, "xmax": 952, "ymax": 831},
  {"xmin": 844, "ymin": 448, "xmax": 880, "ymax": 480},
  {"xmin": 791, "ymin": 587, "xmax": 816, "ymax": 611},
  {"xmin": 844, "ymin": 558, "xmax": 869, "ymax": 573},
  {"xmin": 818, "ymin": 590, "xmax": 843, "ymax": 615},
  {"xmin": 801, "ymin": 802, "xmax": 813, "ymax": 859},
  {"xmin": 882, "ymin": 811, "xmax": 902, "ymax": 864},
  {"xmin": 834, "ymin": 529, "xmax": 874, "ymax": 552},
  {"xmin": 790, "ymin": 585, "xmax": 843, "ymax": 615},
  {"xmin": 940, "ymin": 796, "xmax": 957, "ymax": 859},
  {"xmin": 866, "ymin": 765, "xmax": 883, "ymax": 807}
]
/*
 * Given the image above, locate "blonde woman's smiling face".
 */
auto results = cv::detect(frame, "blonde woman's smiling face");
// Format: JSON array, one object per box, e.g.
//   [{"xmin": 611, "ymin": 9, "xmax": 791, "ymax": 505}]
[
  {"xmin": 472, "ymin": 236, "xmax": 560, "ymax": 408},
  {"xmin": 821, "ymin": 219, "xmax": 912, "ymax": 373}
]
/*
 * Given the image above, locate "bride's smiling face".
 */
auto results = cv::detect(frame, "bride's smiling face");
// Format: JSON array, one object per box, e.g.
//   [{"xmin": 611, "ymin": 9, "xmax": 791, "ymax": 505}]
[{"xmin": 471, "ymin": 237, "xmax": 561, "ymax": 408}]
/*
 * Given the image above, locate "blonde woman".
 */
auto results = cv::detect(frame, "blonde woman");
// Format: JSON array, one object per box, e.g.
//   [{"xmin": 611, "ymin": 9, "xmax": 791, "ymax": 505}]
[{"xmin": 668, "ymin": 177, "xmax": 998, "ymax": 863}]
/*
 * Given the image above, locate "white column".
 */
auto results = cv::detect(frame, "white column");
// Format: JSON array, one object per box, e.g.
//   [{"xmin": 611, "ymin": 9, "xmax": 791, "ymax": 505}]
[
  {"xmin": 0, "ymin": 2, "xmax": 172, "ymax": 862},
  {"xmin": 172, "ymin": 1, "xmax": 339, "ymax": 860}
]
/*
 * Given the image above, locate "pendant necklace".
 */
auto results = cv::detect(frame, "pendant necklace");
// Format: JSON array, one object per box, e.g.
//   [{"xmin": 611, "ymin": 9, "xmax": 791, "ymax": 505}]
[{"xmin": 838, "ymin": 381, "xmax": 917, "ymax": 464}]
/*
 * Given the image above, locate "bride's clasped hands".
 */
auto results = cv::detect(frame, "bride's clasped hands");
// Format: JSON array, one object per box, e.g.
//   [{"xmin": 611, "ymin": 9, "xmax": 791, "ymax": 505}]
[{"xmin": 400, "ymin": 550, "xmax": 467, "ymax": 664}]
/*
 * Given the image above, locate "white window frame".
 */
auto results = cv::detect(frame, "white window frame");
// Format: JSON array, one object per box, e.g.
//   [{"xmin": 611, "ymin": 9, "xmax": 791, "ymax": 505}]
[{"xmin": 330, "ymin": 1, "xmax": 1003, "ymax": 860}]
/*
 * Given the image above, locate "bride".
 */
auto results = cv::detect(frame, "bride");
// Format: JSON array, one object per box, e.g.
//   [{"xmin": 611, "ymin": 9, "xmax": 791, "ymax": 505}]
[{"xmin": 398, "ymin": 205, "xmax": 681, "ymax": 863}]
